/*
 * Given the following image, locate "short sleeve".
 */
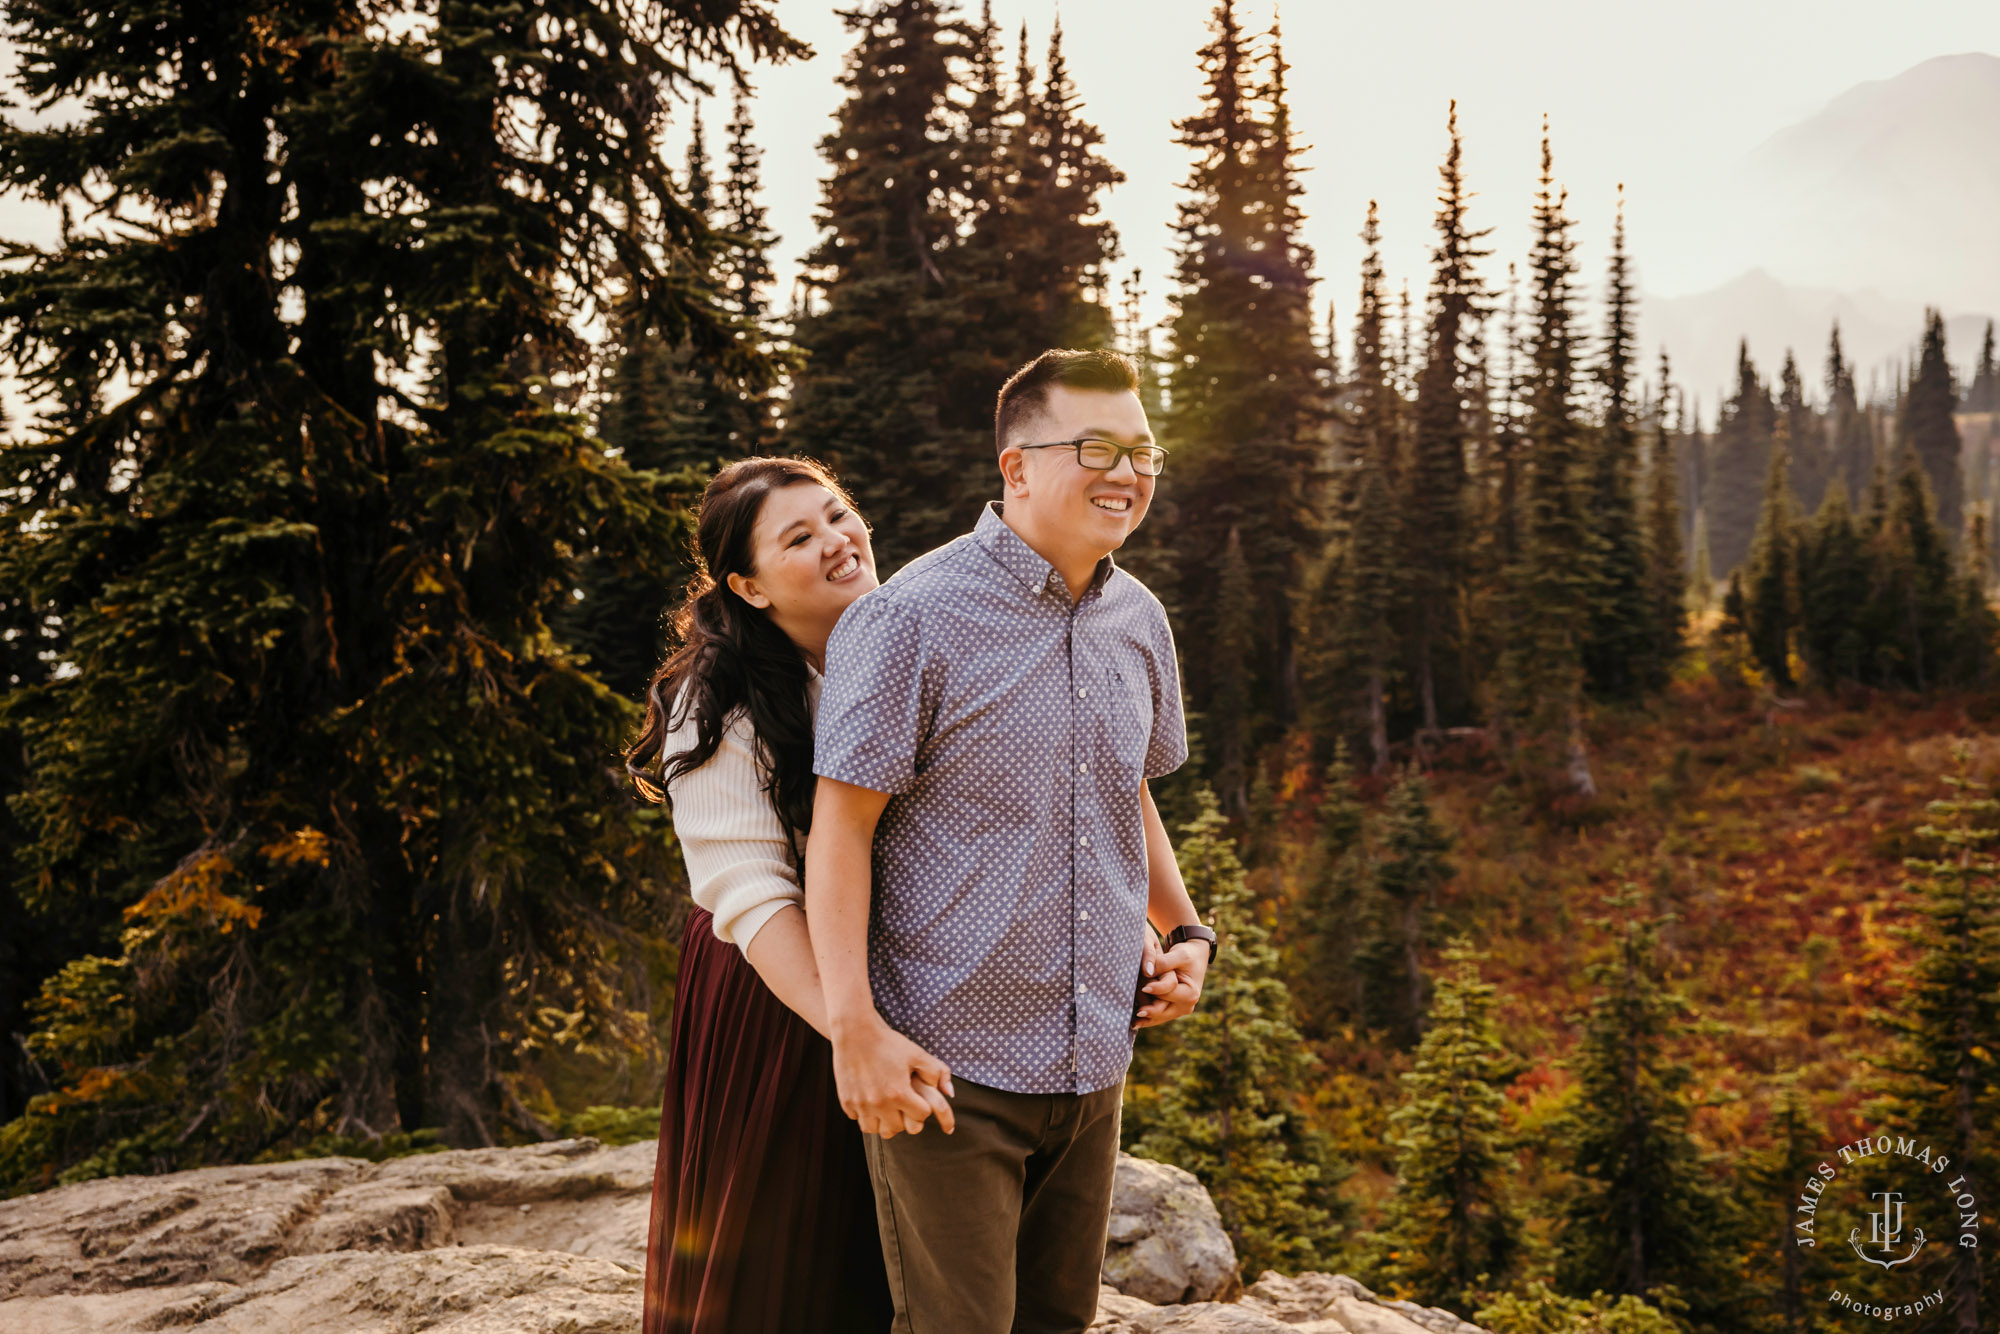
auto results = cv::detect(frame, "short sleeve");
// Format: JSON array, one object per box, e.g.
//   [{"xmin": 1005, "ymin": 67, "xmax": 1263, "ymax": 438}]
[
  {"xmin": 1143, "ymin": 608, "xmax": 1190, "ymax": 780},
  {"xmin": 814, "ymin": 592, "xmax": 931, "ymax": 795}
]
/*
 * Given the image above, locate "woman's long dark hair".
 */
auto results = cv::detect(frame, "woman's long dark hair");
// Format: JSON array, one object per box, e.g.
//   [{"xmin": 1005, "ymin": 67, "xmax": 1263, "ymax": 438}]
[{"xmin": 625, "ymin": 457, "xmax": 858, "ymax": 854}]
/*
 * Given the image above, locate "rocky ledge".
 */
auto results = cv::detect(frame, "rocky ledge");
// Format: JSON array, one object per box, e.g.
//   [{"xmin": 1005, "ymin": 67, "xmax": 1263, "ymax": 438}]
[{"xmin": 0, "ymin": 1138, "xmax": 1488, "ymax": 1334}]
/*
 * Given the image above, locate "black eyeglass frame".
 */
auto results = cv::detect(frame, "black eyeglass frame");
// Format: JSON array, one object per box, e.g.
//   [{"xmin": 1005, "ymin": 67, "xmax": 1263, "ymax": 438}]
[{"xmin": 1013, "ymin": 437, "xmax": 1170, "ymax": 477}]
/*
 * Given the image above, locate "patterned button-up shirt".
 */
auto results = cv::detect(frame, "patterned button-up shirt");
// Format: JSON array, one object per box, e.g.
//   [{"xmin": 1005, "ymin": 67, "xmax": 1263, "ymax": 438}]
[{"xmin": 814, "ymin": 501, "xmax": 1188, "ymax": 1095}]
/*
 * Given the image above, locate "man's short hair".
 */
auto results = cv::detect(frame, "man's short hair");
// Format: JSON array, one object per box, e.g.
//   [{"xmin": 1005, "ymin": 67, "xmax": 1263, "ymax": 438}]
[{"xmin": 994, "ymin": 348, "xmax": 1140, "ymax": 457}]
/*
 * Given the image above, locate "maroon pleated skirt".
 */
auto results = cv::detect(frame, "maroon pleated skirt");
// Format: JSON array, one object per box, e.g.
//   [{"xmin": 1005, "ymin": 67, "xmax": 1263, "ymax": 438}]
[{"xmin": 642, "ymin": 906, "xmax": 892, "ymax": 1334}]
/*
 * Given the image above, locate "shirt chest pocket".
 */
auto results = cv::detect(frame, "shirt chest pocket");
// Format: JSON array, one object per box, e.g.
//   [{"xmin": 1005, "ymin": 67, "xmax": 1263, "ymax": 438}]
[{"xmin": 1098, "ymin": 665, "xmax": 1153, "ymax": 775}]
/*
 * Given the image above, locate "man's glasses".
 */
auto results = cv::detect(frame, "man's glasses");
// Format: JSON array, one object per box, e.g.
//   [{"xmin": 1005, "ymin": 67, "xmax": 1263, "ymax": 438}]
[{"xmin": 1015, "ymin": 438, "xmax": 1169, "ymax": 477}]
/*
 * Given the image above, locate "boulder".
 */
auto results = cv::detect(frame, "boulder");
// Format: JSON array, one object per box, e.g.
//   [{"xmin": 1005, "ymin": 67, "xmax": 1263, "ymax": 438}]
[{"xmin": 1101, "ymin": 1152, "xmax": 1241, "ymax": 1304}]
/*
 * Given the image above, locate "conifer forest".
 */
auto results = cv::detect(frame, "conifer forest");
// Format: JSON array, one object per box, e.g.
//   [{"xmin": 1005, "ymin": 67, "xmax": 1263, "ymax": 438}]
[{"xmin": 2, "ymin": 3, "xmax": 1998, "ymax": 1333}]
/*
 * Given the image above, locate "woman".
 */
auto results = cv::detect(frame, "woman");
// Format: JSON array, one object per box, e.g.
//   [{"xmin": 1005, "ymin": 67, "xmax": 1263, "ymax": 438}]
[{"xmin": 627, "ymin": 456, "xmax": 893, "ymax": 1334}]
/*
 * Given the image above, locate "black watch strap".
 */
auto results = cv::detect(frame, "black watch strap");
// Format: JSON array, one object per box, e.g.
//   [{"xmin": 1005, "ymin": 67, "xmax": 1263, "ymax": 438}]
[{"xmin": 1164, "ymin": 922, "xmax": 1218, "ymax": 965}]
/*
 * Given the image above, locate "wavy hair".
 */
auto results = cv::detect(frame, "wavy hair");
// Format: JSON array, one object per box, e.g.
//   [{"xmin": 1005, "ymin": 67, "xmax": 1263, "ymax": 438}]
[{"xmin": 625, "ymin": 456, "xmax": 858, "ymax": 853}]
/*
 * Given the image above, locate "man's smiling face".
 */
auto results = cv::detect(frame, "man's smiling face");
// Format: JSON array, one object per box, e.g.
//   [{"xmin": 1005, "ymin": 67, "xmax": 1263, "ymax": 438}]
[{"xmin": 1007, "ymin": 384, "xmax": 1157, "ymax": 553}]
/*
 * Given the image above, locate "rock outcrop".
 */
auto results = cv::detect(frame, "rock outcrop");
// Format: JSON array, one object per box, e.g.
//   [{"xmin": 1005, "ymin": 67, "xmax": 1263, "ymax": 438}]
[
  {"xmin": 1101, "ymin": 1153, "xmax": 1241, "ymax": 1304},
  {"xmin": 0, "ymin": 1138, "xmax": 1488, "ymax": 1334}
]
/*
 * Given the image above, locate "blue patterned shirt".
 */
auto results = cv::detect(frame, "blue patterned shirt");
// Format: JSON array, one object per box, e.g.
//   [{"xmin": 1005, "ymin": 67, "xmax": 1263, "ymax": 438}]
[{"xmin": 814, "ymin": 501, "xmax": 1188, "ymax": 1095}]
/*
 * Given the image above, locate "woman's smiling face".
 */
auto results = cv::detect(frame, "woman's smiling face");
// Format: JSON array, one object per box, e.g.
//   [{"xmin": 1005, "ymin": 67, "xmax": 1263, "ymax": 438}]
[{"xmin": 726, "ymin": 482, "xmax": 877, "ymax": 652}]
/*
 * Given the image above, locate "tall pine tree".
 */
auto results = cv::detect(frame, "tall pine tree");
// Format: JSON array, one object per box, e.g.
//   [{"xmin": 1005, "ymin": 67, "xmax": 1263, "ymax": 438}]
[
  {"xmin": 1331, "ymin": 201, "xmax": 1402, "ymax": 774},
  {"xmin": 1380, "ymin": 938, "xmax": 1521, "ymax": 1315},
  {"xmin": 1640, "ymin": 353, "xmax": 1687, "ymax": 687},
  {"xmin": 1497, "ymin": 127, "xmax": 1596, "ymax": 799},
  {"xmin": 1288, "ymin": 744, "xmax": 1368, "ymax": 1036},
  {"xmin": 1778, "ymin": 349, "xmax": 1828, "ymax": 512},
  {"xmin": 787, "ymin": 0, "xmax": 976, "ymax": 569},
  {"xmin": 1129, "ymin": 792, "xmax": 1346, "ymax": 1278},
  {"xmin": 1404, "ymin": 103, "xmax": 1490, "ymax": 735},
  {"xmin": 1165, "ymin": 2, "xmax": 1324, "ymax": 785},
  {"xmin": 1580, "ymin": 189, "xmax": 1653, "ymax": 701},
  {"xmin": 0, "ymin": 0, "xmax": 799, "ymax": 1179},
  {"xmin": 1556, "ymin": 890, "xmax": 1737, "ymax": 1329},
  {"xmin": 1703, "ymin": 341, "xmax": 1776, "ymax": 576},
  {"xmin": 1871, "ymin": 753, "xmax": 2000, "ymax": 1334},
  {"xmin": 1357, "ymin": 768, "xmax": 1457, "ymax": 1047},
  {"xmin": 566, "ymin": 96, "xmax": 781, "ymax": 696},
  {"xmin": 1742, "ymin": 414, "xmax": 1801, "ymax": 689},
  {"xmin": 1797, "ymin": 480, "xmax": 1869, "ymax": 688},
  {"xmin": 1901, "ymin": 308, "xmax": 1964, "ymax": 543},
  {"xmin": 1966, "ymin": 320, "xmax": 1999, "ymax": 413},
  {"xmin": 1826, "ymin": 322, "xmax": 1874, "ymax": 503}
]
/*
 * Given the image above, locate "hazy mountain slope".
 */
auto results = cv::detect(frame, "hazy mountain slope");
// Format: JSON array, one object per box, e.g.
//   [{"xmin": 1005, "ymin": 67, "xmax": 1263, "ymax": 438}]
[
  {"xmin": 1734, "ymin": 52, "xmax": 2000, "ymax": 314},
  {"xmin": 1639, "ymin": 270, "xmax": 1993, "ymax": 415}
]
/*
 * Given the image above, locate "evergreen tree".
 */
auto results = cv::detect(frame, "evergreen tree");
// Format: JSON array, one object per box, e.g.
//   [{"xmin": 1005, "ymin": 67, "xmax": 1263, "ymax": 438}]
[
  {"xmin": 1496, "ymin": 127, "xmax": 1596, "ymax": 799},
  {"xmin": 1797, "ymin": 480, "xmax": 1869, "ymax": 688},
  {"xmin": 948, "ymin": 10, "xmax": 1122, "ymax": 465},
  {"xmin": 1579, "ymin": 190, "xmax": 1653, "ymax": 701},
  {"xmin": 1211, "ymin": 528, "xmax": 1258, "ymax": 813},
  {"xmin": 1357, "ymin": 767, "xmax": 1456, "ymax": 1047},
  {"xmin": 594, "ymin": 104, "xmax": 772, "ymax": 476},
  {"xmin": 1680, "ymin": 392, "xmax": 1711, "ymax": 578},
  {"xmin": 0, "ymin": 0, "xmax": 798, "ymax": 1179},
  {"xmin": 1743, "ymin": 415, "xmax": 1801, "ymax": 689},
  {"xmin": 1703, "ymin": 341, "xmax": 1776, "ymax": 576},
  {"xmin": 1689, "ymin": 506, "xmax": 1715, "ymax": 618},
  {"xmin": 1740, "ymin": 1082, "xmax": 1837, "ymax": 1334},
  {"xmin": 1865, "ymin": 448, "xmax": 1967, "ymax": 689},
  {"xmin": 1826, "ymin": 322, "xmax": 1874, "ymax": 504},
  {"xmin": 786, "ymin": 0, "xmax": 977, "ymax": 569},
  {"xmin": 1461, "ymin": 264, "xmax": 1520, "ymax": 723},
  {"xmin": 1966, "ymin": 320, "xmax": 1999, "ymax": 413},
  {"xmin": 566, "ymin": 97, "xmax": 781, "ymax": 697},
  {"xmin": 1640, "ymin": 354, "xmax": 1687, "ymax": 688},
  {"xmin": 1871, "ymin": 753, "xmax": 2000, "ymax": 1334},
  {"xmin": 1556, "ymin": 890, "xmax": 1738, "ymax": 1328},
  {"xmin": 1333, "ymin": 201, "xmax": 1402, "ymax": 774},
  {"xmin": 1289, "ymin": 745, "xmax": 1368, "ymax": 1037},
  {"xmin": 1404, "ymin": 102, "xmax": 1491, "ymax": 734},
  {"xmin": 720, "ymin": 84, "xmax": 781, "ymax": 350},
  {"xmin": 1901, "ymin": 309, "xmax": 1964, "ymax": 542},
  {"xmin": 1001, "ymin": 16, "xmax": 1122, "ymax": 350},
  {"xmin": 1968, "ymin": 507, "xmax": 1995, "ymax": 596},
  {"xmin": 1131, "ymin": 792, "xmax": 1346, "ymax": 1278},
  {"xmin": 1475, "ymin": 1283, "xmax": 1683, "ymax": 1334},
  {"xmin": 1380, "ymin": 938, "xmax": 1522, "ymax": 1315},
  {"xmin": 1165, "ymin": 2, "xmax": 1325, "ymax": 778},
  {"xmin": 1777, "ymin": 349, "xmax": 1828, "ymax": 512}
]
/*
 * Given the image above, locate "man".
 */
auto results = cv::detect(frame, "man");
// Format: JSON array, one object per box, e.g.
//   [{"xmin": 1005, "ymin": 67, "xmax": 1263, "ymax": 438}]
[{"xmin": 806, "ymin": 348, "xmax": 1216, "ymax": 1334}]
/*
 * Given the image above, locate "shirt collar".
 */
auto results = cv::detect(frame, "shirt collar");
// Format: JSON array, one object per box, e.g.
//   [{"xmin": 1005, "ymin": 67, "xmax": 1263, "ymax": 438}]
[{"xmin": 975, "ymin": 501, "xmax": 1118, "ymax": 601}]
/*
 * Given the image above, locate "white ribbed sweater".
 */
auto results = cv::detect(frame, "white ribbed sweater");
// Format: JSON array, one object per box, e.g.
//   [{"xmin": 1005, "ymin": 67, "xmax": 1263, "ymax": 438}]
[{"xmin": 661, "ymin": 673, "xmax": 820, "ymax": 954}]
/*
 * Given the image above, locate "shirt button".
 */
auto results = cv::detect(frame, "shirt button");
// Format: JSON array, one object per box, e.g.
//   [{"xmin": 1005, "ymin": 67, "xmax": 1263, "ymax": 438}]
[
  {"xmin": 1077, "ymin": 762, "xmax": 1088, "ymax": 774},
  {"xmin": 1076, "ymin": 982, "xmax": 1086, "ymax": 994},
  {"xmin": 1077, "ymin": 686, "xmax": 1089, "ymax": 698},
  {"xmin": 1079, "ymin": 834, "xmax": 1090, "ymax": 847},
  {"xmin": 1079, "ymin": 910, "xmax": 1090, "ymax": 921}
]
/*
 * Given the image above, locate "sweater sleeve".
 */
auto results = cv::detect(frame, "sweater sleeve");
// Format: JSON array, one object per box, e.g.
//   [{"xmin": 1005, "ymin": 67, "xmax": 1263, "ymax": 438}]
[{"xmin": 663, "ymin": 708, "xmax": 803, "ymax": 954}]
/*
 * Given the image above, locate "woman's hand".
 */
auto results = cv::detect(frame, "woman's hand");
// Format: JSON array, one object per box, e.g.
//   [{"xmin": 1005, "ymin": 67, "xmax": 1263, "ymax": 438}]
[
  {"xmin": 829, "ymin": 1015, "xmax": 956, "ymax": 1139},
  {"xmin": 1132, "ymin": 931, "xmax": 1207, "ymax": 1030}
]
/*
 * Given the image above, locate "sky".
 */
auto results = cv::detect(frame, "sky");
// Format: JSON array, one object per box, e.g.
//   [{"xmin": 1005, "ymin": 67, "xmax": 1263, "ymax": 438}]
[
  {"xmin": 727, "ymin": 0, "xmax": 2000, "ymax": 353},
  {"xmin": 1, "ymin": 1, "xmax": 1995, "ymax": 407}
]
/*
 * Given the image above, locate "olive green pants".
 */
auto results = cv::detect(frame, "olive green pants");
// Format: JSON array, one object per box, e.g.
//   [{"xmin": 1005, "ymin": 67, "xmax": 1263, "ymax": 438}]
[{"xmin": 862, "ymin": 1076, "xmax": 1124, "ymax": 1334}]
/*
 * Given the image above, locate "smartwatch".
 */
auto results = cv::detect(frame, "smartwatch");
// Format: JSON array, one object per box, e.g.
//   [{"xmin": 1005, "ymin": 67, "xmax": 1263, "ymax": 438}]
[{"xmin": 1163, "ymin": 922, "xmax": 1218, "ymax": 967}]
